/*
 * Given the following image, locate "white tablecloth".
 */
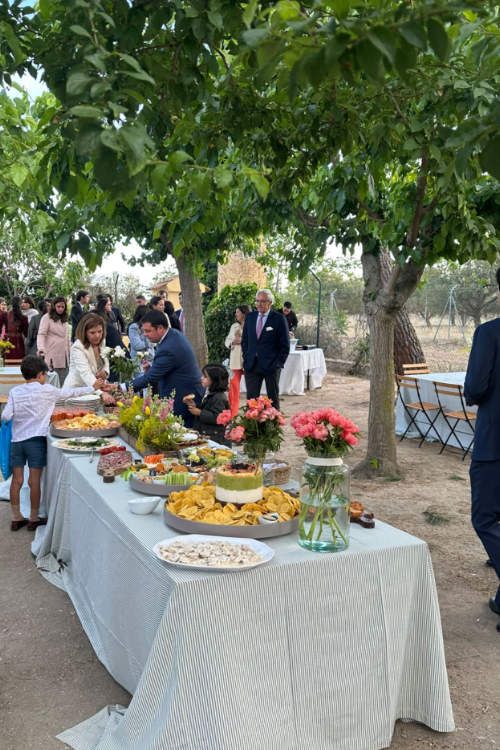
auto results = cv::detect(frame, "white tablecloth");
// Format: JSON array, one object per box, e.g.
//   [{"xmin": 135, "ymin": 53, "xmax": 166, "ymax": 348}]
[
  {"xmin": 0, "ymin": 366, "xmax": 60, "ymax": 396},
  {"xmin": 35, "ymin": 439, "xmax": 454, "ymax": 750},
  {"xmin": 395, "ymin": 371, "xmax": 474, "ymax": 450},
  {"xmin": 241, "ymin": 348, "xmax": 327, "ymax": 396}
]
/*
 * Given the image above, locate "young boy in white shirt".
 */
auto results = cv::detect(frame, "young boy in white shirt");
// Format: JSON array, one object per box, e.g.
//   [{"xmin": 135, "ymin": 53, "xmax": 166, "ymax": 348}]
[{"xmin": 2, "ymin": 355, "xmax": 101, "ymax": 531}]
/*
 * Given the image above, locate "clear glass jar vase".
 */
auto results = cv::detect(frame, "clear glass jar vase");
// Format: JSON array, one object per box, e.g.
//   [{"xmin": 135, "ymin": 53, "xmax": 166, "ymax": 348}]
[{"xmin": 298, "ymin": 456, "xmax": 350, "ymax": 552}]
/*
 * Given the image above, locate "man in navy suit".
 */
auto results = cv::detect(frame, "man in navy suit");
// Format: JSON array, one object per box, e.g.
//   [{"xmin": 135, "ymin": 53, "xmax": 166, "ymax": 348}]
[
  {"xmin": 131, "ymin": 310, "xmax": 204, "ymax": 427},
  {"xmin": 242, "ymin": 288, "xmax": 290, "ymax": 409},
  {"xmin": 464, "ymin": 267, "xmax": 500, "ymax": 621}
]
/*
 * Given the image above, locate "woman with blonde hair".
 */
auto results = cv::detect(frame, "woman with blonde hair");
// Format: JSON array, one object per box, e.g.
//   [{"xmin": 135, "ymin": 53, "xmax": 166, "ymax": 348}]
[
  {"xmin": 37, "ymin": 296, "xmax": 70, "ymax": 384},
  {"xmin": 65, "ymin": 313, "xmax": 115, "ymax": 404}
]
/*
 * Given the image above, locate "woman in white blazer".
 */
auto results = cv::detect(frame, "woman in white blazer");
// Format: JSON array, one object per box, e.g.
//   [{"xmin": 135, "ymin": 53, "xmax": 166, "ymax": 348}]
[
  {"xmin": 65, "ymin": 313, "xmax": 115, "ymax": 404},
  {"xmin": 224, "ymin": 304, "xmax": 251, "ymax": 417}
]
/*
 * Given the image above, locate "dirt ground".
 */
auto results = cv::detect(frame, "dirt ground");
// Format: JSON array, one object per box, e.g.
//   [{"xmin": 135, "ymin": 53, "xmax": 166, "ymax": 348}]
[{"xmin": 1, "ymin": 366, "xmax": 499, "ymax": 749}]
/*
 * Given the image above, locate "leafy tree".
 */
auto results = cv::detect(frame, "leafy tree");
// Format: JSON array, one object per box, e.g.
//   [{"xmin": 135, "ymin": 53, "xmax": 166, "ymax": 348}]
[
  {"xmin": 1, "ymin": 0, "xmax": 499, "ymax": 478},
  {"xmin": 0, "ymin": 223, "xmax": 87, "ymax": 299},
  {"xmin": 205, "ymin": 283, "xmax": 260, "ymax": 364}
]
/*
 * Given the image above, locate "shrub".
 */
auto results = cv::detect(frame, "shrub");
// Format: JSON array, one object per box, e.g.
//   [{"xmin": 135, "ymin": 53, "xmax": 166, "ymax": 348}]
[{"xmin": 204, "ymin": 283, "xmax": 283, "ymax": 364}]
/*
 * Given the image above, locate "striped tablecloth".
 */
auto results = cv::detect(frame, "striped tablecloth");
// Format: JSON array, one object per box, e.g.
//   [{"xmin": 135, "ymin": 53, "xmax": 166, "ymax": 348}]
[{"xmin": 36, "ymin": 440, "xmax": 454, "ymax": 750}]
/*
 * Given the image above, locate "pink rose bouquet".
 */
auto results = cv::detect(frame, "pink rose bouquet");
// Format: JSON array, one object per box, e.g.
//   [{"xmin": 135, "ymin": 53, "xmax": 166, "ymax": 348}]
[
  {"xmin": 217, "ymin": 396, "xmax": 285, "ymax": 465},
  {"xmin": 291, "ymin": 408, "xmax": 360, "ymax": 458}
]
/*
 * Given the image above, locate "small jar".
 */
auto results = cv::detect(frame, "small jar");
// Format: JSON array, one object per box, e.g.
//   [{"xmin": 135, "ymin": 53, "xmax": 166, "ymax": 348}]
[
  {"xmin": 298, "ymin": 456, "xmax": 350, "ymax": 552},
  {"xmin": 102, "ymin": 470, "xmax": 115, "ymax": 483}
]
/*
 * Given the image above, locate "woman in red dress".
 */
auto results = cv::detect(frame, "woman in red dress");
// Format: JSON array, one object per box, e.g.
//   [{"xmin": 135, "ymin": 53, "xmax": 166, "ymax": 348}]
[{"xmin": 4, "ymin": 296, "xmax": 28, "ymax": 360}]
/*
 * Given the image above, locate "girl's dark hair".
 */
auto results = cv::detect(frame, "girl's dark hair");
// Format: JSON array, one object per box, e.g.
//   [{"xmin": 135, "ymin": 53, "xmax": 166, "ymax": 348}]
[
  {"xmin": 95, "ymin": 297, "xmax": 111, "ymax": 321},
  {"xmin": 237, "ymin": 304, "xmax": 251, "ymax": 316},
  {"xmin": 133, "ymin": 304, "xmax": 150, "ymax": 324},
  {"xmin": 11, "ymin": 296, "xmax": 24, "ymax": 323},
  {"xmin": 203, "ymin": 363, "xmax": 229, "ymax": 393},
  {"xmin": 149, "ymin": 295, "xmax": 163, "ymax": 309},
  {"xmin": 38, "ymin": 298, "xmax": 50, "ymax": 314},
  {"xmin": 49, "ymin": 295, "xmax": 68, "ymax": 323},
  {"xmin": 22, "ymin": 295, "xmax": 36, "ymax": 308}
]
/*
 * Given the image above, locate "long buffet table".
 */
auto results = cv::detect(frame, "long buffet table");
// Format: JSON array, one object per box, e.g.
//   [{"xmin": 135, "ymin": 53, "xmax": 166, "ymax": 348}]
[
  {"xmin": 395, "ymin": 371, "xmax": 475, "ymax": 450},
  {"xmin": 36, "ymin": 438, "xmax": 454, "ymax": 750}
]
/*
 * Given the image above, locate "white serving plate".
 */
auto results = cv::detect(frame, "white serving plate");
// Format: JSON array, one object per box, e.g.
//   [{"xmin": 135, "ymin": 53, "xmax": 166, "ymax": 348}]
[
  {"xmin": 53, "ymin": 437, "xmax": 120, "ymax": 452},
  {"xmin": 152, "ymin": 534, "xmax": 274, "ymax": 571}
]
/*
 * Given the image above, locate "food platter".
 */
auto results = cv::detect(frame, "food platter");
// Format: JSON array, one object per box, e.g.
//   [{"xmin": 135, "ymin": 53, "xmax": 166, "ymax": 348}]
[
  {"xmin": 51, "ymin": 425, "xmax": 119, "ymax": 438},
  {"xmin": 130, "ymin": 474, "xmax": 198, "ymax": 497},
  {"xmin": 152, "ymin": 534, "xmax": 275, "ymax": 571},
  {"xmin": 163, "ymin": 508, "xmax": 298, "ymax": 539},
  {"xmin": 52, "ymin": 437, "xmax": 120, "ymax": 452}
]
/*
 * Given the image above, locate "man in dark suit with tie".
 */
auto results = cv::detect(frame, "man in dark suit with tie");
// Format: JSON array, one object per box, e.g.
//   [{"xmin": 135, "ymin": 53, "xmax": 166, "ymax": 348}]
[
  {"xmin": 70, "ymin": 289, "xmax": 89, "ymax": 341},
  {"xmin": 131, "ymin": 310, "xmax": 204, "ymax": 427},
  {"xmin": 464, "ymin": 267, "xmax": 500, "ymax": 623},
  {"xmin": 242, "ymin": 288, "xmax": 290, "ymax": 409}
]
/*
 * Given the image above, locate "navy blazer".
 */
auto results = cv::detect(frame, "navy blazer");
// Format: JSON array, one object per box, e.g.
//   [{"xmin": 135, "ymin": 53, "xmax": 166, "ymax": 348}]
[
  {"xmin": 132, "ymin": 328, "xmax": 204, "ymax": 426},
  {"xmin": 464, "ymin": 317, "xmax": 500, "ymax": 461},
  {"xmin": 242, "ymin": 308, "xmax": 290, "ymax": 374}
]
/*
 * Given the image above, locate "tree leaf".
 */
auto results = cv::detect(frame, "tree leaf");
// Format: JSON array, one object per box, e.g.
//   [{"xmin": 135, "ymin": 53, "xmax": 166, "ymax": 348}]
[
  {"xmin": 10, "ymin": 163, "xmax": 29, "ymax": 188},
  {"xmin": 356, "ymin": 40, "xmax": 383, "ymax": 81},
  {"xmin": 367, "ymin": 27, "xmax": 396, "ymax": 64},
  {"xmin": 169, "ymin": 150, "xmax": 193, "ymax": 168},
  {"xmin": 85, "ymin": 51, "xmax": 108, "ymax": 73},
  {"xmin": 207, "ymin": 10, "xmax": 223, "ymax": 29},
  {"xmin": 151, "ymin": 163, "xmax": 170, "ymax": 192},
  {"xmin": 214, "ymin": 167, "xmax": 233, "ymax": 189},
  {"xmin": 122, "ymin": 70, "xmax": 156, "ymax": 86},
  {"xmin": 192, "ymin": 172, "xmax": 212, "ymax": 199},
  {"xmin": 275, "ymin": 1, "xmax": 301, "ymax": 21},
  {"xmin": 244, "ymin": 167, "xmax": 270, "ymax": 200},
  {"xmin": 427, "ymin": 18, "xmax": 450, "ymax": 61},
  {"xmin": 394, "ymin": 40, "xmax": 417, "ymax": 76},
  {"xmin": 479, "ymin": 136, "xmax": 500, "ymax": 180},
  {"xmin": 399, "ymin": 21, "xmax": 427, "ymax": 49},
  {"xmin": 242, "ymin": 28, "xmax": 268, "ymax": 47},
  {"xmin": 242, "ymin": 0, "xmax": 258, "ymax": 28},
  {"xmin": 70, "ymin": 24, "xmax": 93, "ymax": 40},
  {"xmin": 100, "ymin": 129, "xmax": 123, "ymax": 153},
  {"xmin": 69, "ymin": 105, "xmax": 103, "ymax": 118},
  {"xmin": 66, "ymin": 71, "xmax": 93, "ymax": 96}
]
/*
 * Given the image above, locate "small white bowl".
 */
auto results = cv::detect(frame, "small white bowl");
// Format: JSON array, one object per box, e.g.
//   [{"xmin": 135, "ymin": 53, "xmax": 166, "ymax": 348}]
[{"xmin": 128, "ymin": 496, "xmax": 162, "ymax": 515}]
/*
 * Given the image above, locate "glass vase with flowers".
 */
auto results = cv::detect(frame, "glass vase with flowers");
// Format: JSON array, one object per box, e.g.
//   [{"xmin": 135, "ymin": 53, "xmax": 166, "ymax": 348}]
[{"xmin": 291, "ymin": 408, "xmax": 360, "ymax": 552}]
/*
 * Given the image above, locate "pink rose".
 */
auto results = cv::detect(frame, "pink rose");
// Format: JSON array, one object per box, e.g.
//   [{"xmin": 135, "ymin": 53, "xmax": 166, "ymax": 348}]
[
  {"xmin": 217, "ymin": 410, "xmax": 233, "ymax": 426},
  {"xmin": 228, "ymin": 426, "xmax": 245, "ymax": 442}
]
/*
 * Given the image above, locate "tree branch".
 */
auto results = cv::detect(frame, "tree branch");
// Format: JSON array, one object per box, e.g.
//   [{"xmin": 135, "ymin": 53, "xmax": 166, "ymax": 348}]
[{"xmin": 406, "ymin": 150, "xmax": 429, "ymax": 248}]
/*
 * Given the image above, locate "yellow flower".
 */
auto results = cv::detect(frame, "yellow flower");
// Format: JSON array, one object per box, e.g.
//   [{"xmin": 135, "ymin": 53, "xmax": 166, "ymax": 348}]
[
  {"xmin": 144, "ymin": 406, "xmax": 151, "ymax": 416},
  {"xmin": 116, "ymin": 401, "xmax": 124, "ymax": 408},
  {"xmin": 132, "ymin": 395, "xmax": 139, "ymax": 403}
]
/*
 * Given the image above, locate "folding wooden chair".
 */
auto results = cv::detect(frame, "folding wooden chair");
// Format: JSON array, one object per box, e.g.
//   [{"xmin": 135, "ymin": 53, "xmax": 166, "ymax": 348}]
[
  {"xmin": 396, "ymin": 374, "xmax": 441, "ymax": 447},
  {"xmin": 402, "ymin": 362, "xmax": 430, "ymax": 376},
  {"xmin": 433, "ymin": 381, "xmax": 476, "ymax": 460}
]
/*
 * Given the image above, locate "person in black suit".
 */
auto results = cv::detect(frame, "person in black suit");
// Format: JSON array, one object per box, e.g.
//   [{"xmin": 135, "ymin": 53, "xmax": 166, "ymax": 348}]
[
  {"xmin": 70, "ymin": 290, "xmax": 89, "ymax": 341},
  {"xmin": 241, "ymin": 288, "xmax": 290, "ymax": 409},
  {"xmin": 464, "ymin": 267, "xmax": 500, "ymax": 621}
]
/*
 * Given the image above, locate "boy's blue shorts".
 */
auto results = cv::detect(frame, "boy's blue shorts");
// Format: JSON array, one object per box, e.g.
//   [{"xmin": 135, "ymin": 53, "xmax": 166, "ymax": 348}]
[{"xmin": 10, "ymin": 436, "xmax": 47, "ymax": 469}]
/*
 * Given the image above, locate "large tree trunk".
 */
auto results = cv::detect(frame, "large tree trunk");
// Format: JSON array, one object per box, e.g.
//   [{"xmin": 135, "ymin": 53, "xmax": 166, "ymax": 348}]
[
  {"xmin": 379, "ymin": 249, "xmax": 425, "ymax": 375},
  {"xmin": 354, "ymin": 305, "xmax": 400, "ymax": 478},
  {"xmin": 393, "ymin": 308, "xmax": 426, "ymax": 375},
  {"xmin": 353, "ymin": 249, "xmax": 425, "ymax": 479},
  {"xmin": 175, "ymin": 253, "xmax": 208, "ymax": 366}
]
